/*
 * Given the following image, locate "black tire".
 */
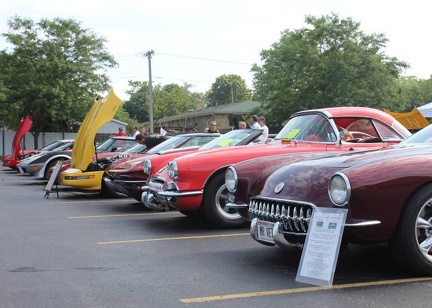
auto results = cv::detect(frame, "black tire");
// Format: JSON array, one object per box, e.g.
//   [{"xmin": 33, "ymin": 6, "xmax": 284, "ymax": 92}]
[
  {"xmin": 44, "ymin": 158, "xmax": 64, "ymax": 180},
  {"xmin": 389, "ymin": 184, "xmax": 432, "ymax": 275},
  {"xmin": 201, "ymin": 172, "xmax": 248, "ymax": 228},
  {"xmin": 100, "ymin": 180, "xmax": 124, "ymax": 198}
]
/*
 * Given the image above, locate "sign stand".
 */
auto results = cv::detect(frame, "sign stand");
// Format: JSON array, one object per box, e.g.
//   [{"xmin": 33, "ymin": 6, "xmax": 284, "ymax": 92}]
[
  {"xmin": 295, "ymin": 207, "xmax": 348, "ymax": 286},
  {"xmin": 44, "ymin": 160, "xmax": 63, "ymax": 199}
]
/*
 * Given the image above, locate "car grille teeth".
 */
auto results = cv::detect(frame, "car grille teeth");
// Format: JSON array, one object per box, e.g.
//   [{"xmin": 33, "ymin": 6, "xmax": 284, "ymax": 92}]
[
  {"xmin": 249, "ymin": 198, "xmax": 313, "ymax": 233},
  {"xmin": 148, "ymin": 178, "xmax": 165, "ymax": 191}
]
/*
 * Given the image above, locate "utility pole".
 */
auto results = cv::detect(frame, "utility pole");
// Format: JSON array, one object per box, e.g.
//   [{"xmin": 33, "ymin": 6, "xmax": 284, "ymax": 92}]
[{"xmin": 144, "ymin": 50, "xmax": 155, "ymax": 134}]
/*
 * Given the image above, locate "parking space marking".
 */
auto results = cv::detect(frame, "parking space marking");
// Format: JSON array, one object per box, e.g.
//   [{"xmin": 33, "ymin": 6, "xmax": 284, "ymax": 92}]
[
  {"xmin": 69, "ymin": 212, "xmax": 179, "ymax": 219},
  {"xmin": 180, "ymin": 277, "xmax": 432, "ymax": 303},
  {"xmin": 98, "ymin": 232, "xmax": 250, "ymax": 245}
]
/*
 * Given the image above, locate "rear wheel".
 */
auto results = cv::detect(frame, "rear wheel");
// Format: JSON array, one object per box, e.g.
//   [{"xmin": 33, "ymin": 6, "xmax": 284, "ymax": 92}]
[
  {"xmin": 202, "ymin": 172, "xmax": 247, "ymax": 228},
  {"xmin": 390, "ymin": 185, "xmax": 432, "ymax": 275}
]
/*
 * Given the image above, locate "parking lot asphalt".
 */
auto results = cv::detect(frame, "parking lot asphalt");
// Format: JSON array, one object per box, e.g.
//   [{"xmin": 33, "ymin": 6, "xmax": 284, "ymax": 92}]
[{"xmin": 1, "ymin": 167, "xmax": 432, "ymax": 308}]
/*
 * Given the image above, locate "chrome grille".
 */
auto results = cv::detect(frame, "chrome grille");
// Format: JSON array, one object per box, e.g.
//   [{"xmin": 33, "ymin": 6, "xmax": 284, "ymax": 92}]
[
  {"xmin": 148, "ymin": 177, "xmax": 165, "ymax": 192},
  {"xmin": 249, "ymin": 197, "xmax": 314, "ymax": 233}
]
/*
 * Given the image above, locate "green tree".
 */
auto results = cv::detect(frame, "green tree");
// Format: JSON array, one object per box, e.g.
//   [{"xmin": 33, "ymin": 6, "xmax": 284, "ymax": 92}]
[
  {"xmin": 1, "ymin": 16, "xmax": 117, "ymax": 147},
  {"xmin": 123, "ymin": 80, "xmax": 150, "ymax": 123},
  {"xmin": 123, "ymin": 81, "xmax": 202, "ymax": 126},
  {"xmin": 207, "ymin": 74, "xmax": 252, "ymax": 106},
  {"xmin": 252, "ymin": 13, "xmax": 409, "ymax": 125}
]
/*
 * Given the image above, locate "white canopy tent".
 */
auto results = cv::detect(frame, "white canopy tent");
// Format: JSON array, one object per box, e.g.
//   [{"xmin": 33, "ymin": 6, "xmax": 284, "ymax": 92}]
[{"xmin": 418, "ymin": 102, "xmax": 432, "ymax": 118}]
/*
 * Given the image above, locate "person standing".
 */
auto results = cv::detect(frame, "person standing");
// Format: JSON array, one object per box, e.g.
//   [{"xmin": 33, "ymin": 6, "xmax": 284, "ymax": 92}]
[
  {"xmin": 238, "ymin": 121, "xmax": 247, "ymax": 129},
  {"xmin": 249, "ymin": 115, "xmax": 261, "ymax": 130},
  {"xmin": 257, "ymin": 116, "xmax": 269, "ymax": 144},
  {"xmin": 115, "ymin": 127, "xmax": 128, "ymax": 136},
  {"xmin": 135, "ymin": 134, "xmax": 168, "ymax": 150},
  {"xmin": 206, "ymin": 121, "xmax": 220, "ymax": 133},
  {"xmin": 140, "ymin": 126, "xmax": 147, "ymax": 136},
  {"xmin": 131, "ymin": 126, "xmax": 140, "ymax": 138}
]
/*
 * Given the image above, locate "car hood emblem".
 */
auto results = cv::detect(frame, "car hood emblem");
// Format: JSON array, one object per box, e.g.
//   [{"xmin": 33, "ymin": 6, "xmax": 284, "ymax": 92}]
[{"xmin": 274, "ymin": 182, "xmax": 284, "ymax": 194}]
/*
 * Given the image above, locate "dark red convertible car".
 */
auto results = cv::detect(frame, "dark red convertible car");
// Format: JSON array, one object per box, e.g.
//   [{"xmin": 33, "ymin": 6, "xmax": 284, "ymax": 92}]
[
  {"xmin": 143, "ymin": 107, "xmax": 411, "ymax": 228},
  {"xmin": 245, "ymin": 123, "xmax": 432, "ymax": 275}
]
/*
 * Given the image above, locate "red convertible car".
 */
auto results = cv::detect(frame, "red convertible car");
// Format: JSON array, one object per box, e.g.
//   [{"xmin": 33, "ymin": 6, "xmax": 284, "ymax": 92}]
[
  {"xmin": 246, "ymin": 123, "xmax": 432, "ymax": 275},
  {"xmin": 143, "ymin": 107, "xmax": 411, "ymax": 228},
  {"xmin": 104, "ymin": 129, "xmax": 263, "ymax": 200}
]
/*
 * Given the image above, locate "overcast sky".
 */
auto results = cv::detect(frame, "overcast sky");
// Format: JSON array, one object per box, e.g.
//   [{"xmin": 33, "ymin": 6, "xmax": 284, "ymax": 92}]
[{"xmin": 1, "ymin": 0, "xmax": 430, "ymax": 100}]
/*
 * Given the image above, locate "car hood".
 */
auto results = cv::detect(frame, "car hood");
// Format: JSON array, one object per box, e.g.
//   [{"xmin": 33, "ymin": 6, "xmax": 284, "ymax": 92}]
[
  {"xmin": 259, "ymin": 144, "xmax": 431, "ymax": 203},
  {"xmin": 12, "ymin": 116, "xmax": 33, "ymax": 158},
  {"xmin": 71, "ymin": 90, "xmax": 122, "ymax": 171}
]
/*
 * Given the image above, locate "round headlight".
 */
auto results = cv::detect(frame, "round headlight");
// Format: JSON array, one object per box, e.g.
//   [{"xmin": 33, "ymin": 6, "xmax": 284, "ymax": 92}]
[
  {"xmin": 225, "ymin": 166, "xmax": 238, "ymax": 192},
  {"xmin": 167, "ymin": 161, "xmax": 178, "ymax": 179},
  {"xmin": 143, "ymin": 159, "xmax": 152, "ymax": 174},
  {"xmin": 328, "ymin": 173, "xmax": 351, "ymax": 207}
]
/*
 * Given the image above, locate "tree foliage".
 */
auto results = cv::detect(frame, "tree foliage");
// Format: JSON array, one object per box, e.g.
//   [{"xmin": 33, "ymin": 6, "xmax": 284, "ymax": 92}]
[
  {"xmin": 123, "ymin": 81, "xmax": 202, "ymax": 125},
  {"xmin": 252, "ymin": 13, "xmax": 410, "ymax": 125},
  {"xmin": 1, "ymin": 16, "xmax": 117, "ymax": 147},
  {"xmin": 207, "ymin": 74, "xmax": 252, "ymax": 106}
]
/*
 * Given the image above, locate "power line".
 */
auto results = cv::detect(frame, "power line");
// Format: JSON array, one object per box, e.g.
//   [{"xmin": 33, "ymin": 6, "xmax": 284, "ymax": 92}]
[{"xmin": 156, "ymin": 52, "xmax": 253, "ymax": 65}]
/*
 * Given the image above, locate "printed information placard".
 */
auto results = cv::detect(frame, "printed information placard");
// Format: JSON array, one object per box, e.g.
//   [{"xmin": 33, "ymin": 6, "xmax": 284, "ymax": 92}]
[{"xmin": 295, "ymin": 207, "xmax": 347, "ymax": 286}]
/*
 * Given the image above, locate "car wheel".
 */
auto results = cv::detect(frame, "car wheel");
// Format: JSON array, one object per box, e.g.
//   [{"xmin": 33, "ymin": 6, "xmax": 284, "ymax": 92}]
[
  {"xmin": 390, "ymin": 185, "xmax": 432, "ymax": 275},
  {"xmin": 44, "ymin": 158, "xmax": 64, "ymax": 180},
  {"xmin": 100, "ymin": 180, "xmax": 124, "ymax": 198},
  {"xmin": 202, "ymin": 172, "xmax": 247, "ymax": 228}
]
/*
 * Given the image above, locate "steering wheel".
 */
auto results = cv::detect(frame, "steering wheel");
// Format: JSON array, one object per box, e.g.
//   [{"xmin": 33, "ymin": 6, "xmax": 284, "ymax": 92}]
[{"xmin": 337, "ymin": 126, "xmax": 354, "ymax": 141}]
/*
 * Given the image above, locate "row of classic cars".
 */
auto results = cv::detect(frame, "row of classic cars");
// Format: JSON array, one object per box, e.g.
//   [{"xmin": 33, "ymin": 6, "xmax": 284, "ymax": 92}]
[
  {"xmin": 4, "ymin": 90, "xmax": 431, "ymax": 275},
  {"xmin": 141, "ymin": 107, "xmax": 411, "ymax": 228}
]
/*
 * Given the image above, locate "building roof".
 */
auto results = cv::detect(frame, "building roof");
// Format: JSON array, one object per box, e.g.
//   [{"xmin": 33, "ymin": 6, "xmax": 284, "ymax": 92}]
[{"xmin": 159, "ymin": 101, "xmax": 261, "ymax": 122}]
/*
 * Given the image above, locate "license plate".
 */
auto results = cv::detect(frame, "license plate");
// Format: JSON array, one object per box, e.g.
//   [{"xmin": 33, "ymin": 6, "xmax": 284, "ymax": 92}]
[{"xmin": 256, "ymin": 220, "xmax": 275, "ymax": 244}]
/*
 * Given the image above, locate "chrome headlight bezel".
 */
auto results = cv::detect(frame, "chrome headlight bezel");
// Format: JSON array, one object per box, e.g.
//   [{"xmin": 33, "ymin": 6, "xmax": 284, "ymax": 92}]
[
  {"xmin": 225, "ymin": 166, "xmax": 238, "ymax": 192},
  {"xmin": 167, "ymin": 161, "xmax": 178, "ymax": 179},
  {"xmin": 143, "ymin": 159, "xmax": 152, "ymax": 174},
  {"xmin": 328, "ymin": 173, "xmax": 351, "ymax": 207}
]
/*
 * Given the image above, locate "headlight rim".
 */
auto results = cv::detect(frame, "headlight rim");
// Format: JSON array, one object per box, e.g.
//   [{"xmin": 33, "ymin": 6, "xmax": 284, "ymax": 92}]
[
  {"xmin": 328, "ymin": 172, "xmax": 351, "ymax": 207},
  {"xmin": 143, "ymin": 159, "xmax": 152, "ymax": 174},
  {"xmin": 167, "ymin": 161, "xmax": 178, "ymax": 179},
  {"xmin": 225, "ymin": 166, "xmax": 238, "ymax": 192}
]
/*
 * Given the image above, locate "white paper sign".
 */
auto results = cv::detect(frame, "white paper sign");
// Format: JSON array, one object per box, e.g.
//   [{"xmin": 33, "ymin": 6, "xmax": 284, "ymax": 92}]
[{"xmin": 296, "ymin": 207, "xmax": 347, "ymax": 286}]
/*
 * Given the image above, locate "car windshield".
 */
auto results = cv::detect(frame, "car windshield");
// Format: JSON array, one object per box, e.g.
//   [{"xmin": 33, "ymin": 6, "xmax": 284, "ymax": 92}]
[
  {"xmin": 96, "ymin": 138, "xmax": 137, "ymax": 152},
  {"xmin": 199, "ymin": 129, "xmax": 261, "ymax": 149},
  {"xmin": 146, "ymin": 134, "xmax": 218, "ymax": 154},
  {"xmin": 124, "ymin": 143, "xmax": 148, "ymax": 153},
  {"xmin": 52, "ymin": 141, "xmax": 74, "ymax": 151},
  {"xmin": 275, "ymin": 114, "xmax": 336, "ymax": 142},
  {"xmin": 40, "ymin": 140, "xmax": 73, "ymax": 151},
  {"xmin": 400, "ymin": 124, "xmax": 432, "ymax": 144}
]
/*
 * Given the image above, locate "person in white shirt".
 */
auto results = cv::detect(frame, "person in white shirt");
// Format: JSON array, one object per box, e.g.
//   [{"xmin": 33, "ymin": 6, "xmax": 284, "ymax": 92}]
[
  {"xmin": 131, "ymin": 126, "xmax": 140, "ymax": 138},
  {"xmin": 258, "ymin": 116, "xmax": 269, "ymax": 144},
  {"xmin": 249, "ymin": 115, "xmax": 261, "ymax": 130}
]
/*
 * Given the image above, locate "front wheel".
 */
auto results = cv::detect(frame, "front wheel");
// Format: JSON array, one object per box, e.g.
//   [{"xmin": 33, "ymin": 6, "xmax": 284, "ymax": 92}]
[
  {"xmin": 44, "ymin": 158, "xmax": 64, "ymax": 180},
  {"xmin": 201, "ymin": 172, "xmax": 248, "ymax": 228},
  {"xmin": 389, "ymin": 185, "xmax": 432, "ymax": 275}
]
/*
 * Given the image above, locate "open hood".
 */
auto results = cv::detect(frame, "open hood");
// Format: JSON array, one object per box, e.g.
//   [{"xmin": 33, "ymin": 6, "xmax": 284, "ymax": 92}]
[
  {"xmin": 384, "ymin": 108, "xmax": 429, "ymax": 131},
  {"xmin": 12, "ymin": 116, "xmax": 33, "ymax": 158},
  {"xmin": 71, "ymin": 89, "xmax": 122, "ymax": 170}
]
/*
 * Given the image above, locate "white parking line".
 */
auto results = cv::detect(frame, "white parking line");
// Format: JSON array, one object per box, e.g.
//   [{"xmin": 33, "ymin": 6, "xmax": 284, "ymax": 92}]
[
  {"xmin": 98, "ymin": 233, "xmax": 250, "ymax": 245},
  {"xmin": 69, "ymin": 212, "xmax": 179, "ymax": 219}
]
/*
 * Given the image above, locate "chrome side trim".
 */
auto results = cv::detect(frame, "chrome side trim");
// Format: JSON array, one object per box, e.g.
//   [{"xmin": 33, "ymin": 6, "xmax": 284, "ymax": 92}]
[
  {"xmin": 158, "ymin": 190, "xmax": 203, "ymax": 197},
  {"xmin": 225, "ymin": 202, "xmax": 248, "ymax": 208}
]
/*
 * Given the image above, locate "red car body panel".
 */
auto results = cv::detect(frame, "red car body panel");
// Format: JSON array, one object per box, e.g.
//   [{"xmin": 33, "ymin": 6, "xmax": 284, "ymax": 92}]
[{"xmin": 2, "ymin": 116, "xmax": 33, "ymax": 169}]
